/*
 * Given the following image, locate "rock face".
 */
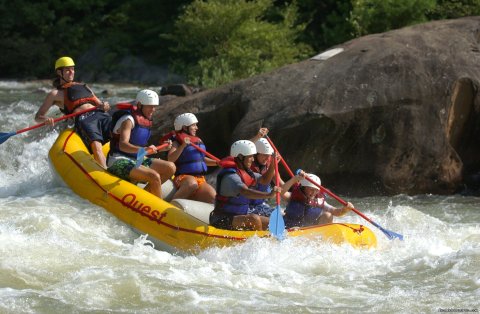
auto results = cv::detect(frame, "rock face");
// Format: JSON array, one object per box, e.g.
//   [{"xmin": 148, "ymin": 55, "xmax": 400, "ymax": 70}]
[{"xmin": 151, "ymin": 17, "xmax": 480, "ymax": 196}]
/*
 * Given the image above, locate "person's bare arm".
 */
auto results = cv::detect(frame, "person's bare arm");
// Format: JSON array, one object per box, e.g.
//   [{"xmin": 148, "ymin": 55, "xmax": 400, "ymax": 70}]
[
  {"xmin": 205, "ymin": 157, "xmax": 218, "ymax": 166},
  {"xmin": 249, "ymin": 127, "xmax": 269, "ymax": 143},
  {"xmin": 326, "ymin": 202, "xmax": 353, "ymax": 217},
  {"xmin": 258, "ymin": 154, "xmax": 276, "ymax": 185},
  {"xmin": 118, "ymin": 119, "xmax": 140, "ymax": 154},
  {"xmin": 35, "ymin": 90, "xmax": 63, "ymax": 125},
  {"xmin": 239, "ymin": 184, "xmax": 280, "ymax": 200},
  {"xmin": 281, "ymin": 171, "xmax": 304, "ymax": 201},
  {"xmin": 167, "ymin": 140, "xmax": 187, "ymax": 162}
]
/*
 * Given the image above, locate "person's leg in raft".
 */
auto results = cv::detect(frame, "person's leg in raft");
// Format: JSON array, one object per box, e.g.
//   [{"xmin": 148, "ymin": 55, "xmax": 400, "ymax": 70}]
[
  {"xmin": 128, "ymin": 158, "xmax": 175, "ymax": 198},
  {"xmin": 149, "ymin": 159, "xmax": 176, "ymax": 183},
  {"xmin": 232, "ymin": 214, "xmax": 269, "ymax": 231},
  {"xmin": 172, "ymin": 175, "xmax": 198, "ymax": 200},
  {"xmin": 129, "ymin": 165, "xmax": 163, "ymax": 198},
  {"xmin": 304, "ymin": 207, "xmax": 333, "ymax": 226},
  {"xmin": 316, "ymin": 211, "xmax": 333, "ymax": 224},
  {"xmin": 90, "ymin": 140, "xmax": 107, "ymax": 169},
  {"xmin": 193, "ymin": 180, "xmax": 216, "ymax": 203}
]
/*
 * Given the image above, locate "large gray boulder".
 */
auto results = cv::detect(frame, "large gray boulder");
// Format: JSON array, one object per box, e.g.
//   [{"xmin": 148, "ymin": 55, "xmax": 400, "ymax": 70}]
[{"xmin": 152, "ymin": 17, "xmax": 480, "ymax": 196}]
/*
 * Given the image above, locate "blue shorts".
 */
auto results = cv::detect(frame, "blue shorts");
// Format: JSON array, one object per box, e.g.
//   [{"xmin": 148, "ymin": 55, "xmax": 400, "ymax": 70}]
[{"xmin": 76, "ymin": 110, "xmax": 111, "ymax": 149}]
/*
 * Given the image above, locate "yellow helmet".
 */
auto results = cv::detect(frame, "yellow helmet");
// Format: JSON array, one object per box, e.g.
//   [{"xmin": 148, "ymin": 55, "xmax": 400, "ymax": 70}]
[{"xmin": 54, "ymin": 56, "xmax": 75, "ymax": 70}]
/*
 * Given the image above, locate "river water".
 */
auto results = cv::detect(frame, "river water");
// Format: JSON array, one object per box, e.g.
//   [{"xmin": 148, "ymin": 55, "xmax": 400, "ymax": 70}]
[{"xmin": 0, "ymin": 81, "xmax": 478, "ymax": 313}]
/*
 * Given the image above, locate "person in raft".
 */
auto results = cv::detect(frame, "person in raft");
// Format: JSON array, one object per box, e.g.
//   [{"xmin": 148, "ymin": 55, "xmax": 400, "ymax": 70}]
[
  {"xmin": 209, "ymin": 140, "xmax": 280, "ymax": 231},
  {"xmin": 167, "ymin": 113, "xmax": 218, "ymax": 203},
  {"xmin": 106, "ymin": 89, "xmax": 175, "ymax": 199},
  {"xmin": 281, "ymin": 170, "xmax": 353, "ymax": 228},
  {"xmin": 247, "ymin": 137, "xmax": 278, "ymax": 217},
  {"xmin": 245, "ymin": 128, "xmax": 285, "ymax": 217},
  {"xmin": 35, "ymin": 56, "xmax": 111, "ymax": 168}
]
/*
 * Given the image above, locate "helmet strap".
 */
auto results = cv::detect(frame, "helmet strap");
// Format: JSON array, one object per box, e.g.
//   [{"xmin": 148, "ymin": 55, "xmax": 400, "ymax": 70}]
[
  {"xmin": 234, "ymin": 156, "xmax": 245, "ymax": 168},
  {"xmin": 58, "ymin": 68, "xmax": 73, "ymax": 84},
  {"xmin": 299, "ymin": 186, "xmax": 311, "ymax": 200},
  {"xmin": 238, "ymin": 155, "xmax": 252, "ymax": 170},
  {"xmin": 182, "ymin": 126, "xmax": 192, "ymax": 136}
]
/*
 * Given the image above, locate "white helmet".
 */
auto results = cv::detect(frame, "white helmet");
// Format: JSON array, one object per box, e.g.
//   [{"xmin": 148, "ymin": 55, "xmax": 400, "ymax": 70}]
[
  {"xmin": 174, "ymin": 113, "xmax": 198, "ymax": 131},
  {"xmin": 231, "ymin": 140, "xmax": 257, "ymax": 157},
  {"xmin": 300, "ymin": 173, "xmax": 321, "ymax": 190},
  {"xmin": 136, "ymin": 89, "xmax": 159, "ymax": 106},
  {"xmin": 255, "ymin": 138, "xmax": 274, "ymax": 155}
]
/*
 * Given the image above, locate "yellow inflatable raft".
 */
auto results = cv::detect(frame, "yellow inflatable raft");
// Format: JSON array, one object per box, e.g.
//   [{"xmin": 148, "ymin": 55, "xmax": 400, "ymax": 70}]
[{"xmin": 49, "ymin": 129, "xmax": 377, "ymax": 254}]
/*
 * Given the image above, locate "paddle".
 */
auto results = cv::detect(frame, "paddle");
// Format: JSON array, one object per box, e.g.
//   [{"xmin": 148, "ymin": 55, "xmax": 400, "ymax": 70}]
[
  {"xmin": 268, "ymin": 157, "xmax": 285, "ymax": 240},
  {"xmin": 177, "ymin": 138, "xmax": 234, "ymax": 168},
  {"xmin": 189, "ymin": 142, "xmax": 221, "ymax": 163},
  {"xmin": 0, "ymin": 106, "xmax": 99, "ymax": 145},
  {"xmin": 115, "ymin": 102, "xmax": 136, "ymax": 110},
  {"xmin": 0, "ymin": 102, "xmax": 135, "ymax": 145},
  {"xmin": 298, "ymin": 170, "xmax": 403, "ymax": 240},
  {"xmin": 265, "ymin": 136, "xmax": 295, "ymax": 177},
  {"xmin": 184, "ymin": 137, "xmax": 286, "ymax": 238},
  {"xmin": 135, "ymin": 143, "xmax": 170, "ymax": 168},
  {"xmin": 266, "ymin": 135, "xmax": 403, "ymax": 241},
  {"xmin": 187, "ymin": 136, "xmax": 285, "ymax": 238}
]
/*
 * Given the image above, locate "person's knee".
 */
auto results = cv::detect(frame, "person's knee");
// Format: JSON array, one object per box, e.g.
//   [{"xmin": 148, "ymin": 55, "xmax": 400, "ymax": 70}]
[
  {"xmin": 146, "ymin": 171, "xmax": 161, "ymax": 185},
  {"xmin": 249, "ymin": 214, "xmax": 263, "ymax": 230},
  {"xmin": 323, "ymin": 212, "xmax": 333, "ymax": 223},
  {"xmin": 167, "ymin": 161, "xmax": 176, "ymax": 176},
  {"xmin": 184, "ymin": 178, "xmax": 199, "ymax": 191},
  {"xmin": 159, "ymin": 161, "xmax": 175, "ymax": 177},
  {"xmin": 204, "ymin": 185, "xmax": 216, "ymax": 198},
  {"xmin": 204, "ymin": 183, "xmax": 216, "ymax": 194}
]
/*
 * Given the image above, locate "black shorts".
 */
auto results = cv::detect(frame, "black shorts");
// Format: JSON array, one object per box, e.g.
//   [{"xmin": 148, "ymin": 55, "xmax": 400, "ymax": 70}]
[
  {"xmin": 209, "ymin": 211, "xmax": 235, "ymax": 230},
  {"xmin": 76, "ymin": 110, "xmax": 112, "ymax": 149}
]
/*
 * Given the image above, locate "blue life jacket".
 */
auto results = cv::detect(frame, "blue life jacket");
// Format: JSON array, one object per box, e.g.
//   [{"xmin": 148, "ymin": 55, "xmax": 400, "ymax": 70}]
[
  {"xmin": 249, "ymin": 182, "xmax": 271, "ymax": 206},
  {"xmin": 214, "ymin": 159, "xmax": 256, "ymax": 215},
  {"xmin": 284, "ymin": 184, "xmax": 325, "ymax": 227},
  {"xmin": 109, "ymin": 108, "xmax": 152, "ymax": 158},
  {"xmin": 172, "ymin": 132, "xmax": 207, "ymax": 175}
]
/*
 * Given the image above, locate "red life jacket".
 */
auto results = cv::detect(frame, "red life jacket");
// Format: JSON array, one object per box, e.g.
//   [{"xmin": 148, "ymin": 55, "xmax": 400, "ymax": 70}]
[
  {"xmin": 290, "ymin": 183, "xmax": 325, "ymax": 207},
  {"xmin": 174, "ymin": 131, "xmax": 202, "ymax": 145},
  {"xmin": 60, "ymin": 82, "xmax": 101, "ymax": 114},
  {"xmin": 218, "ymin": 157, "xmax": 255, "ymax": 187}
]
